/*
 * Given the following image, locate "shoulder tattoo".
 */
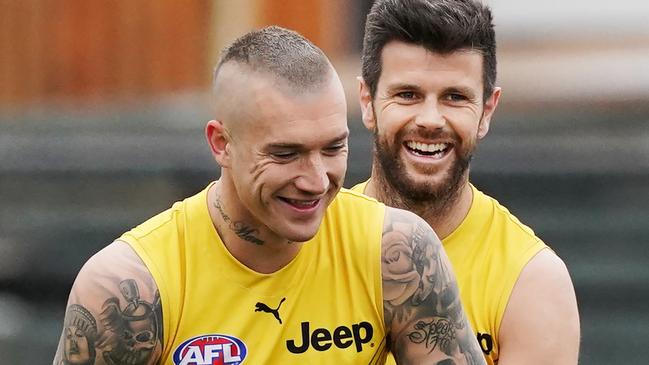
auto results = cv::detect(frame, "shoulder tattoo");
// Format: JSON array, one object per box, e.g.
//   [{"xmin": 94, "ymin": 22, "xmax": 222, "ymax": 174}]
[{"xmin": 56, "ymin": 279, "xmax": 163, "ymax": 365}]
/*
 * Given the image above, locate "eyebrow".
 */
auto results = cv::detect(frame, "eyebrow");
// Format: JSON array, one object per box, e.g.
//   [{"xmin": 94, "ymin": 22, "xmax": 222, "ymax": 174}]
[
  {"xmin": 267, "ymin": 130, "xmax": 349, "ymax": 149},
  {"xmin": 445, "ymin": 86, "xmax": 477, "ymax": 98},
  {"xmin": 385, "ymin": 82, "xmax": 424, "ymax": 94}
]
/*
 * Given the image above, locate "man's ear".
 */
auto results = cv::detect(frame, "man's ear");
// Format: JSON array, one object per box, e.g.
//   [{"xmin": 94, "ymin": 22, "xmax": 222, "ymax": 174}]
[
  {"xmin": 358, "ymin": 77, "xmax": 376, "ymax": 132},
  {"xmin": 205, "ymin": 119, "xmax": 231, "ymax": 168},
  {"xmin": 478, "ymin": 87, "xmax": 502, "ymax": 139}
]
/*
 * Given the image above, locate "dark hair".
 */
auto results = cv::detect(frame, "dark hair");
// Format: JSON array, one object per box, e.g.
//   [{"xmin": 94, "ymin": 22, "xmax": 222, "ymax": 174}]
[
  {"xmin": 362, "ymin": 0, "xmax": 497, "ymax": 101},
  {"xmin": 214, "ymin": 26, "xmax": 331, "ymax": 91}
]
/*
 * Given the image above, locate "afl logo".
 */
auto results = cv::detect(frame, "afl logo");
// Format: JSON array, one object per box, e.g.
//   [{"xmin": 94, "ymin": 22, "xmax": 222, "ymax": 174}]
[{"xmin": 173, "ymin": 334, "xmax": 248, "ymax": 365}]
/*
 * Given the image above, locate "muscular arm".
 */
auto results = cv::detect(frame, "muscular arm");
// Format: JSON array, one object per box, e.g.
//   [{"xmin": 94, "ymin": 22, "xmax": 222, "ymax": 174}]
[
  {"xmin": 53, "ymin": 241, "xmax": 163, "ymax": 365},
  {"xmin": 497, "ymin": 249, "xmax": 580, "ymax": 365},
  {"xmin": 381, "ymin": 207, "xmax": 485, "ymax": 365}
]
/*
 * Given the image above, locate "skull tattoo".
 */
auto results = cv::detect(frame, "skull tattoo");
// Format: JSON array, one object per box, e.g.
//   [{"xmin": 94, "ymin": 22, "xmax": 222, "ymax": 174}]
[{"xmin": 99, "ymin": 279, "xmax": 161, "ymax": 365}]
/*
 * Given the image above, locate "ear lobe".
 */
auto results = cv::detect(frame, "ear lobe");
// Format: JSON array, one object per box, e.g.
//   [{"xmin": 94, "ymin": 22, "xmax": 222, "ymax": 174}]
[
  {"xmin": 205, "ymin": 119, "xmax": 231, "ymax": 167},
  {"xmin": 478, "ymin": 87, "xmax": 502, "ymax": 139},
  {"xmin": 358, "ymin": 77, "xmax": 376, "ymax": 132}
]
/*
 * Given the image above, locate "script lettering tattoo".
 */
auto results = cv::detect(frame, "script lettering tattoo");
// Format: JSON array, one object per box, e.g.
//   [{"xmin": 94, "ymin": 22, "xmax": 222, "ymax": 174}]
[
  {"xmin": 213, "ymin": 194, "xmax": 232, "ymax": 223},
  {"xmin": 382, "ymin": 209, "xmax": 485, "ymax": 365},
  {"xmin": 231, "ymin": 222, "xmax": 264, "ymax": 245},
  {"xmin": 214, "ymin": 194, "xmax": 265, "ymax": 245},
  {"xmin": 408, "ymin": 318, "xmax": 455, "ymax": 354}
]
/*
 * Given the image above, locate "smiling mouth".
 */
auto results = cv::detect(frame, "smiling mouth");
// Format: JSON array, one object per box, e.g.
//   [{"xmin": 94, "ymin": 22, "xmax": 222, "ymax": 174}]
[
  {"xmin": 404, "ymin": 141, "xmax": 451, "ymax": 158},
  {"xmin": 279, "ymin": 197, "xmax": 320, "ymax": 209}
]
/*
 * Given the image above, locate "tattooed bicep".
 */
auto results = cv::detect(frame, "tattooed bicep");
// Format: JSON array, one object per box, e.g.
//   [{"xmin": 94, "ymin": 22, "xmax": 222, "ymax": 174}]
[
  {"xmin": 381, "ymin": 207, "xmax": 448, "ymax": 323},
  {"xmin": 53, "ymin": 241, "xmax": 163, "ymax": 365},
  {"xmin": 381, "ymin": 207, "xmax": 485, "ymax": 365}
]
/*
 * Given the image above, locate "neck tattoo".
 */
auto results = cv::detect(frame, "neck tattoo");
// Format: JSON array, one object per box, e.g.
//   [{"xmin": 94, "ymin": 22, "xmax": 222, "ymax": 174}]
[{"xmin": 213, "ymin": 194, "xmax": 265, "ymax": 245}]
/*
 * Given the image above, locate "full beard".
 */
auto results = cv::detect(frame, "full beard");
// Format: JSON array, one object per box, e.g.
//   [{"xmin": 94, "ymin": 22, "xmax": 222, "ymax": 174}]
[{"xmin": 372, "ymin": 132, "xmax": 472, "ymax": 218}]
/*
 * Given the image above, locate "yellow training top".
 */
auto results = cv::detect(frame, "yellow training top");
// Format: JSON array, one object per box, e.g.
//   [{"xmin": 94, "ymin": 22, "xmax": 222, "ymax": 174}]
[
  {"xmin": 120, "ymin": 185, "xmax": 389, "ymax": 365},
  {"xmin": 352, "ymin": 181, "xmax": 547, "ymax": 365}
]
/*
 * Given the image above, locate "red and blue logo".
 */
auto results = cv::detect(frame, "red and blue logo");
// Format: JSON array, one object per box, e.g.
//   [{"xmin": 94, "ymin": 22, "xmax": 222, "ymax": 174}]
[{"xmin": 173, "ymin": 334, "xmax": 248, "ymax": 365}]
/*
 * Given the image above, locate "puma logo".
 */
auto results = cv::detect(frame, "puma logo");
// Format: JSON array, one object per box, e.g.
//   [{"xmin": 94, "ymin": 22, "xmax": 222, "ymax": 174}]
[{"xmin": 254, "ymin": 297, "xmax": 286, "ymax": 324}]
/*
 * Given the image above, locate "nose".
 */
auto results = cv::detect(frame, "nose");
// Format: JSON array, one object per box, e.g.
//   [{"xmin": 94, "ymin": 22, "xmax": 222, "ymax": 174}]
[
  {"xmin": 414, "ymin": 99, "xmax": 445, "ymax": 129},
  {"xmin": 294, "ymin": 154, "xmax": 329, "ymax": 195}
]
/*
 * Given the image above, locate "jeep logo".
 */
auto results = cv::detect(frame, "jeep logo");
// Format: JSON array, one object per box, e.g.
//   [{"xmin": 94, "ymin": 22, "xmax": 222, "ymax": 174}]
[{"xmin": 286, "ymin": 321, "xmax": 374, "ymax": 353}]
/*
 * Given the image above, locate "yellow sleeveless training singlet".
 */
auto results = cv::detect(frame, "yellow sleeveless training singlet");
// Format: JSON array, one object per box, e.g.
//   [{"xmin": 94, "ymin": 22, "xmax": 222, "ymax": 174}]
[
  {"xmin": 352, "ymin": 181, "xmax": 547, "ymax": 365},
  {"xmin": 120, "ymin": 185, "xmax": 388, "ymax": 365}
]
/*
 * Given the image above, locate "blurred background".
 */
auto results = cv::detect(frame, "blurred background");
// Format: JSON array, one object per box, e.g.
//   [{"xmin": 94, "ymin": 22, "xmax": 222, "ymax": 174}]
[{"xmin": 1, "ymin": 0, "xmax": 648, "ymax": 363}]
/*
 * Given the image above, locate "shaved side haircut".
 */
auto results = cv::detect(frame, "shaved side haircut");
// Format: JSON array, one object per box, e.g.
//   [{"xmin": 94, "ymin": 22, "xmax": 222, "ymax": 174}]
[{"xmin": 214, "ymin": 26, "xmax": 332, "ymax": 92}]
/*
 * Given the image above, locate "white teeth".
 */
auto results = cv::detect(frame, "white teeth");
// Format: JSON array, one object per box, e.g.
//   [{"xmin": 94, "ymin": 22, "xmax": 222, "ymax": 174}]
[
  {"xmin": 286, "ymin": 199, "xmax": 317, "ymax": 207},
  {"xmin": 406, "ymin": 141, "xmax": 448, "ymax": 153}
]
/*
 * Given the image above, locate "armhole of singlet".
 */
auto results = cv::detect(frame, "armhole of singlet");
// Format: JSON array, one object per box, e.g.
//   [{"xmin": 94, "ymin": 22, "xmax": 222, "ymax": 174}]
[
  {"xmin": 119, "ymin": 235, "xmax": 174, "ymax": 362},
  {"xmin": 493, "ymin": 240, "xmax": 548, "ymax": 340}
]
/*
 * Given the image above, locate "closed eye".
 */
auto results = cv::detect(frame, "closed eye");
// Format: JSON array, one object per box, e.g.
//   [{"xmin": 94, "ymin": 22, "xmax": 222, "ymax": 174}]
[
  {"xmin": 270, "ymin": 151, "xmax": 298, "ymax": 161},
  {"xmin": 323, "ymin": 143, "xmax": 346, "ymax": 155}
]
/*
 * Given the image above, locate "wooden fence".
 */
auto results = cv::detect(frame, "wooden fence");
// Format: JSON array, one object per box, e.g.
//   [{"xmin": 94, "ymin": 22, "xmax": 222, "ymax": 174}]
[{"xmin": 0, "ymin": 0, "xmax": 213, "ymax": 106}]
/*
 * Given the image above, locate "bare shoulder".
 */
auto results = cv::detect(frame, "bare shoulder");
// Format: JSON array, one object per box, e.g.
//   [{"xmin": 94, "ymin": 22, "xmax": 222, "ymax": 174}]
[
  {"xmin": 381, "ymin": 206, "xmax": 485, "ymax": 365},
  {"xmin": 52, "ymin": 240, "xmax": 163, "ymax": 365},
  {"xmin": 498, "ymin": 248, "xmax": 580, "ymax": 365}
]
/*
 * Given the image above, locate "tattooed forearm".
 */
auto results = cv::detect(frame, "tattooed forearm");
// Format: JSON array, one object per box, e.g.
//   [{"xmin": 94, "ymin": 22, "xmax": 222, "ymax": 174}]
[
  {"xmin": 381, "ymin": 208, "xmax": 486, "ymax": 365},
  {"xmin": 214, "ymin": 194, "xmax": 264, "ymax": 245},
  {"xmin": 408, "ymin": 318, "xmax": 456, "ymax": 354}
]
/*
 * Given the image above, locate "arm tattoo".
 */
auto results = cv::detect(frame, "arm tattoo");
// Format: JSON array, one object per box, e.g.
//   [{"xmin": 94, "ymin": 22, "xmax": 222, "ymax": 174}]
[
  {"xmin": 55, "ymin": 279, "xmax": 163, "ymax": 365},
  {"xmin": 408, "ymin": 318, "xmax": 455, "ymax": 354},
  {"xmin": 214, "ymin": 194, "xmax": 264, "ymax": 245},
  {"xmin": 57, "ymin": 305, "xmax": 99, "ymax": 365},
  {"xmin": 382, "ymin": 209, "xmax": 485, "ymax": 365}
]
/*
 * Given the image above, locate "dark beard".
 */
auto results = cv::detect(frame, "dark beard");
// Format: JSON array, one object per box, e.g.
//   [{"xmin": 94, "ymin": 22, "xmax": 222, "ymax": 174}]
[{"xmin": 372, "ymin": 134, "xmax": 472, "ymax": 217}]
